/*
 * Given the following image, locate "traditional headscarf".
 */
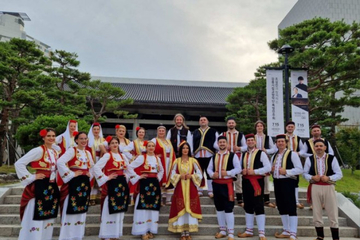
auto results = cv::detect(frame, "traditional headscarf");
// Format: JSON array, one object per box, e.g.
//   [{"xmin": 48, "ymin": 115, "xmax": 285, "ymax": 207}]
[
  {"xmin": 88, "ymin": 122, "xmax": 104, "ymax": 147},
  {"xmin": 56, "ymin": 120, "xmax": 78, "ymax": 149}
]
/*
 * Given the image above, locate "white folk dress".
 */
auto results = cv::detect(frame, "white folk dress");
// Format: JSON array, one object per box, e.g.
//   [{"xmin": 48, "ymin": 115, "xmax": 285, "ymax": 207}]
[
  {"xmin": 57, "ymin": 147, "xmax": 94, "ymax": 240},
  {"xmin": 93, "ymin": 152, "xmax": 130, "ymax": 239},
  {"xmin": 14, "ymin": 146, "xmax": 58, "ymax": 240},
  {"xmin": 128, "ymin": 155, "xmax": 164, "ymax": 236}
]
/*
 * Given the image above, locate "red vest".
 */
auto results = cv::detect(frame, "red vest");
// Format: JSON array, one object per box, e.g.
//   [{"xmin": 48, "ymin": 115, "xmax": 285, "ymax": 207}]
[
  {"xmin": 104, "ymin": 152, "xmax": 127, "ymax": 174},
  {"xmin": 67, "ymin": 147, "xmax": 91, "ymax": 169},
  {"xmin": 30, "ymin": 145, "xmax": 57, "ymax": 170}
]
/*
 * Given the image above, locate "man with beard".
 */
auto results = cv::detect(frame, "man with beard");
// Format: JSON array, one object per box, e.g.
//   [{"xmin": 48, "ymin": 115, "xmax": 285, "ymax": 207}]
[
  {"xmin": 285, "ymin": 121, "xmax": 305, "ymax": 209},
  {"xmin": 167, "ymin": 113, "xmax": 193, "ymax": 157},
  {"xmin": 271, "ymin": 134, "xmax": 303, "ymax": 240},
  {"xmin": 207, "ymin": 136, "xmax": 241, "ymax": 240},
  {"xmin": 193, "ymin": 116, "xmax": 219, "ymax": 197},
  {"xmin": 300, "ymin": 125, "xmax": 334, "ymax": 158},
  {"xmin": 220, "ymin": 117, "xmax": 247, "ymax": 207},
  {"xmin": 237, "ymin": 134, "xmax": 270, "ymax": 240},
  {"xmin": 303, "ymin": 139, "xmax": 342, "ymax": 240}
]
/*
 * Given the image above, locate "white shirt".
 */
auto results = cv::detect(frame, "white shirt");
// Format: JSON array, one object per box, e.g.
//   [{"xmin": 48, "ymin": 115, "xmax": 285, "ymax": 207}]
[
  {"xmin": 303, "ymin": 154, "xmax": 342, "ymax": 182},
  {"xmin": 271, "ymin": 149, "xmax": 303, "ymax": 179},
  {"xmin": 207, "ymin": 151, "xmax": 241, "ymax": 179}
]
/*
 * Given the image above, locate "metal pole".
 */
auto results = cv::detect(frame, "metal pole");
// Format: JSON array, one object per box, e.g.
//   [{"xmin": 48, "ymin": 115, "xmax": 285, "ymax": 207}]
[{"xmin": 284, "ymin": 53, "xmax": 290, "ymax": 123}]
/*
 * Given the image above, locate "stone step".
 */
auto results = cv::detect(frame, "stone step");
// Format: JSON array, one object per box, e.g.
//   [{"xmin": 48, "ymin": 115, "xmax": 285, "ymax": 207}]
[
  {"xmin": 1, "ymin": 194, "xmax": 311, "ymax": 207},
  {"xmin": 0, "ymin": 203, "xmax": 319, "ymax": 216},
  {"xmin": 0, "ymin": 237, "xmax": 359, "ymax": 240},
  {"xmin": 9, "ymin": 187, "xmax": 310, "ymax": 198},
  {"xmin": 0, "ymin": 224, "xmax": 357, "ymax": 237},
  {"xmin": 0, "ymin": 213, "xmax": 349, "ymax": 226}
]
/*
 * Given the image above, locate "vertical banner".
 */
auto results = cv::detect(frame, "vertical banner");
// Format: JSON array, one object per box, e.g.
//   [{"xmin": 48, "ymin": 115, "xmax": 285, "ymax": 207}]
[
  {"xmin": 290, "ymin": 70, "xmax": 310, "ymax": 138},
  {"xmin": 266, "ymin": 70, "xmax": 284, "ymax": 137}
]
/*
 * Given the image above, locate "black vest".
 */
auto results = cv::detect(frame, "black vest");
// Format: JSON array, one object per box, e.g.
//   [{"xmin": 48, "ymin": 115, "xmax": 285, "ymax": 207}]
[
  {"xmin": 212, "ymin": 152, "xmax": 237, "ymax": 181},
  {"xmin": 169, "ymin": 127, "xmax": 189, "ymax": 154},
  {"xmin": 193, "ymin": 127, "xmax": 217, "ymax": 155},
  {"xmin": 308, "ymin": 154, "xmax": 335, "ymax": 176},
  {"xmin": 221, "ymin": 131, "xmax": 245, "ymax": 148},
  {"xmin": 272, "ymin": 150, "xmax": 295, "ymax": 170},
  {"xmin": 306, "ymin": 139, "xmax": 330, "ymax": 155},
  {"xmin": 287, "ymin": 135, "xmax": 302, "ymax": 152},
  {"xmin": 241, "ymin": 150, "xmax": 264, "ymax": 170}
]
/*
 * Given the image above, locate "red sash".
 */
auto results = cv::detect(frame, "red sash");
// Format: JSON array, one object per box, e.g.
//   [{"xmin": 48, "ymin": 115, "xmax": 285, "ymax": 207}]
[
  {"xmin": 243, "ymin": 175, "xmax": 263, "ymax": 196},
  {"xmin": 307, "ymin": 182, "xmax": 331, "ymax": 203},
  {"xmin": 213, "ymin": 178, "xmax": 234, "ymax": 201}
]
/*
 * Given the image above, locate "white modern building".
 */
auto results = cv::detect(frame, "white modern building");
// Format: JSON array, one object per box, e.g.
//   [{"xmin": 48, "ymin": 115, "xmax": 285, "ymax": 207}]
[
  {"xmin": 279, "ymin": 0, "xmax": 360, "ymax": 127},
  {"xmin": 0, "ymin": 11, "xmax": 51, "ymax": 56}
]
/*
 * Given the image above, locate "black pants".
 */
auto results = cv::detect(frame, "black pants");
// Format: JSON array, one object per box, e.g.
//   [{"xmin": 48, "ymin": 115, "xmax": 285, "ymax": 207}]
[
  {"xmin": 242, "ymin": 177, "xmax": 265, "ymax": 215},
  {"xmin": 196, "ymin": 157, "xmax": 212, "ymax": 178},
  {"xmin": 212, "ymin": 181, "xmax": 234, "ymax": 213},
  {"xmin": 274, "ymin": 178, "xmax": 297, "ymax": 216}
]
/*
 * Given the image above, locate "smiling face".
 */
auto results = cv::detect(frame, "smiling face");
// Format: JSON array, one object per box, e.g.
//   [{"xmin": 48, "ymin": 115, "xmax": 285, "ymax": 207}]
[
  {"xmin": 286, "ymin": 124, "xmax": 295, "ymax": 134},
  {"xmin": 175, "ymin": 116, "xmax": 184, "ymax": 128},
  {"xmin": 43, "ymin": 130, "xmax": 56, "ymax": 147},
  {"xmin": 75, "ymin": 133, "xmax": 88, "ymax": 149},
  {"xmin": 218, "ymin": 139, "xmax": 227, "ymax": 151},
  {"xmin": 276, "ymin": 138, "xmax": 287, "ymax": 151},
  {"xmin": 92, "ymin": 126, "xmax": 100, "ymax": 138},
  {"xmin": 311, "ymin": 127, "xmax": 321, "ymax": 139},
  {"xmin": 137, "ymin": 129, "xmax": 145, "ymax": 139},
  {"xmin": 246, "ymin": 137, "xmax": 256, "ymax": 150},
  {"xmin": 157, "ymin": 128, "xmax": 166, "ymax": 138},
  {"xmin": 256, "ymin": 122, "xmax": 264, "ymax": 134},
  {"xmin": 109, "ymin": 138, "xmax": 120, "ymax": 153},
  {"xmin": 146, "ymin": 141, "xmax": 155, "ymax": 154},
  {"xmin": 116, "ymin": 127, "xmax": 126, "ymax": 138},
  {"xmin": 181, "ymin": 144, "xmax": 190, "ymax": 156},
  {"xmin": 314, "ymin": 141, "xmax": 327, "ymax": 156},
  {"xmin": 199, "ymin": 117, "xmax": 208, "ymax": 128},
  {"xmin": 69, "ymin": 122, "xmax": 77, "ymax": 134},
  {"xmin": 227, "ymin": 119, "xmax": 236, "ymax": 130}
]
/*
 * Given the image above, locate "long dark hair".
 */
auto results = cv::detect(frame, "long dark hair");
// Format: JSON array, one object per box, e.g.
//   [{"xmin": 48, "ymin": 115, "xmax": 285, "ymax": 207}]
[{"xmin": 179, "ymin": 142, "xmax": 191, "ymax": 157}]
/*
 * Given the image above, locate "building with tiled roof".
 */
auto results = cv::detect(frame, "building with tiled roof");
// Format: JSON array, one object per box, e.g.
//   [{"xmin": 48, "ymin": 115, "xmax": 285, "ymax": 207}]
[{"xmin": 93, "ymin": 76, "xmax": 247, "ymax": 139}]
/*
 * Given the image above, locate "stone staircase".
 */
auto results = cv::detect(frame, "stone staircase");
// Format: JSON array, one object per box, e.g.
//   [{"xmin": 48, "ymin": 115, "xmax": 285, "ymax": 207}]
[{"xmin": 0, "ymin": 187, "xmax": 358, "ymax": 239}]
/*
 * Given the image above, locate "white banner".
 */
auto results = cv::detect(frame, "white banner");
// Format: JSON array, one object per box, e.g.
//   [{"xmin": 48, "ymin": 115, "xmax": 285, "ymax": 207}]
[
  {"xmin": 266, "ymin": 70, "xmax": 284, "ymax": 137},
  {"xmin": 290, "ymin": 70, "xmax": 310, "ymax": 138}
]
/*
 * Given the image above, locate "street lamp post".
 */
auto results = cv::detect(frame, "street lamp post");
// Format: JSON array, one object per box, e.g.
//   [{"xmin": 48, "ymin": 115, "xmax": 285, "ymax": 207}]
[{"xmin": 277, "ymin": 44, "xmax": 294, "ymax": 123}]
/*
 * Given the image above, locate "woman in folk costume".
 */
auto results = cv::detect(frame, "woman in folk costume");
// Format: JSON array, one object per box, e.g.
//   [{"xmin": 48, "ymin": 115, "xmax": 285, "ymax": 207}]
[
  {"xmin": 57, "ymin": 131, "xmax": 95, "ymax": 240},
  {"xmin": 93, "ymin": 136, "xmax": 130, "ymax": 240},
  {"xmin": 151, "ymin": 125, "xmax": 176, "ymax": 205},
  {"xmin": 167, "ymin": 141, "xmax": 203, "ymax": 240},
  {"xmin": 128, "ymin": 141, "xmax": 164, "ymax": 240},
  {"xmin": 56, "ymin": 119, "xmax": 78, "ymax": 156},
  {"xmin": 123, "ymin": 126, "xmax": 147, "ymax": 205},
  {"xmin": 87, "ymin": 122, "xmax": 105, "ymax": 205},
  {"xmin": 15, "ymin": 128, "xmax": 60, "ymax": 240},
  {"xmin": 100, "ymin": 124, "xmax": 131, "ymax": 155}
]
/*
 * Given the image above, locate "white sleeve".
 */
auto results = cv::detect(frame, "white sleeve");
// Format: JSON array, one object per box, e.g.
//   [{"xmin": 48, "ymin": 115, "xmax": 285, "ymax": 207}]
[
  {"xmin": 254, "ymin": 151, "xmax": 271, "ymax": 175},
  {"xmin": 14, "ymin": 147, "xmax": 42, "ymax": 186},
  {"xmin": 123, "ymin": 142, "xmax": 134, "ymax": 160},
  {"xmin": 329, "ymin": 156, "xmax": 343, "ymax": 181},
  {"xmin": 266, "ymin": 137, "xmax": 277, "ymax": 155},
  {"xmin": 166, "ymin": 130, "xmax": 171, "ymax": 140},
  {"xmin": 303, "ymin": 157, "xmax": 312, "ymax": 182},
  {"xmin": 213, "ymin": 132, "xmax": 219, "ymax": 151},
  {"xmin": 93, "ymin": 153, "xmax": 111, "ymax": 187},
  {"xmin": 128, "ymin": 155, "xmax": 145, "ymax": 184},
  {"xmin": 157, "ymin": 158, "xmax": 164, "ymax": 182},
  {"xmin": 240, "ymin": 135, "xmax": 247, "ymax": 152},
  {"xmin": 327, "ymin": 142, "xmax": 334, "ymax": 155},
  {"xmin": 207, "ymin": 157, "xmax": 215, "ymax": 178},
  {"xmin": 187, "ymin": 131, "xmax": 193, "ymax": 154},
  {"xmin": 285, "ymin": 152, "xmax": 303, "ymax": 177},
  {"xmin": 227, "ymin": 154, "xmax": 241, "ymax": 177},
  {"xmin": 88, "ymin": 151, "xmax": 95, "ymax": 180},
  {"xmin": 57, "ymin": 148, "xmax": 76, "ymax": 183}
]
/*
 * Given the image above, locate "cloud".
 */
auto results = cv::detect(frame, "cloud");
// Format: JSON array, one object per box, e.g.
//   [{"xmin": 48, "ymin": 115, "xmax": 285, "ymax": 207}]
[{"xmin": 1, "ymin": 0, "xmax": 297, "ymax": 82}]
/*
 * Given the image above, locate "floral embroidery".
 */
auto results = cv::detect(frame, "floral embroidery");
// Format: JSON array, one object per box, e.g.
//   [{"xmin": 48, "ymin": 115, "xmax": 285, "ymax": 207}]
[
  {"xmin": 20, "ymin": 175, "xmax": 30, "ymax": 181},
  {"xmin": 70, "ymin": 182, "xmax": 89, "ymax": 212},
  {"xmin": 110, "ymin": 183, "xmax": 128, "ymax": 211},
  {"xmin": 62, "ymin": 171, "xmax": 70, "ymax": 178},
  {"xmin": 97, "ymin": 174, "xmax": 104, "ymax": 180},
  {"xmin": 140, "ymin": 183, "xmax": 160, "ymax": 209},
  {"xmin": 29, "ymin": 227, "xmax": 40, "ymax": 232},
  {"xmin": 63, "ymin": 222, "xmax": 71, "ymax": 226},
  {"xmin": 75, "ymin": 221, "xmax": 84, "ymax": 225},
  {"xmin": 36, "ymin": 185, "xmax": 58, "ymax": 217},
  {"xmin": 44, "ymin": 223, "xmax": 53, "ymax": 229},
  {"xmin": 106, "ymin": 221, "xmax": 116, "ymax": 224}
]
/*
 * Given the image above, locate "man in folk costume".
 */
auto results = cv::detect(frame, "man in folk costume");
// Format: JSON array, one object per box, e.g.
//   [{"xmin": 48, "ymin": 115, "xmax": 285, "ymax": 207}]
[
  {"xmin": 86, "ymin": 122, "xmax": 105, "ymax": 205},
  {"xmin": 220, "ymin": 117, "xmax": 247, "ymax": 207},
  {"xmin": 300, "ymin": 124, "xmax": 334, "ymax": 158},
  {"xmin": 167, "ymin": 113, "xmax": 193, "ymax": 156},
  {"xmin": 207, "ymin": 136, "xmax": 241, "ymax": 240},
  {"xmin": 193, "ymin": 116, "xmax": 219, "ymax": 197},
  {"xmin": 303, "ymin": 139, "xmax": 342, "ymax": 240},
  {"xmin": 56, "ymin": 119, "xmax": 78, "ymax": 156},
  {"xmin": 271, "ymin": 134, "xmax": 303, "ymax": 240},
  {"xmin": 238, "ymin": 134, "xmax": 271, "ymax": 240},
  {"xmin": 285, "ymin": 121, "xmax": 305, "ymax": 209},
  {"xmin": 254, "ymin": 120, "xmax": 277, "ymax": 208},
  {"xmin": 151, "ymin": 125, "xmax": 176, "ymax": 205}
]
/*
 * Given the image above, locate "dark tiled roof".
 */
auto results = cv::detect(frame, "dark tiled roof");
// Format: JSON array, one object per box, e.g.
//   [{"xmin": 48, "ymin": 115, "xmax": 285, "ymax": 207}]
[{"xmin": 111, "ymin": 83, "xmax": 235, "ymax": 106}]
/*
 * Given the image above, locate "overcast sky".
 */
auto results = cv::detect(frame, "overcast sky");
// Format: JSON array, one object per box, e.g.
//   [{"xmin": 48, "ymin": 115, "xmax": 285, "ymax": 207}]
[{"xmin": 2, "ymin": 0, "xmax": 297, "ymax": 83}]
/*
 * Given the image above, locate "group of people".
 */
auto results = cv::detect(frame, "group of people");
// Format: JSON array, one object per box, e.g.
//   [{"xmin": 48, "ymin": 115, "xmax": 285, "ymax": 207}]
[{"xmin": 14, "ymin": 114, "xmax": 342, "ymax": 240}]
